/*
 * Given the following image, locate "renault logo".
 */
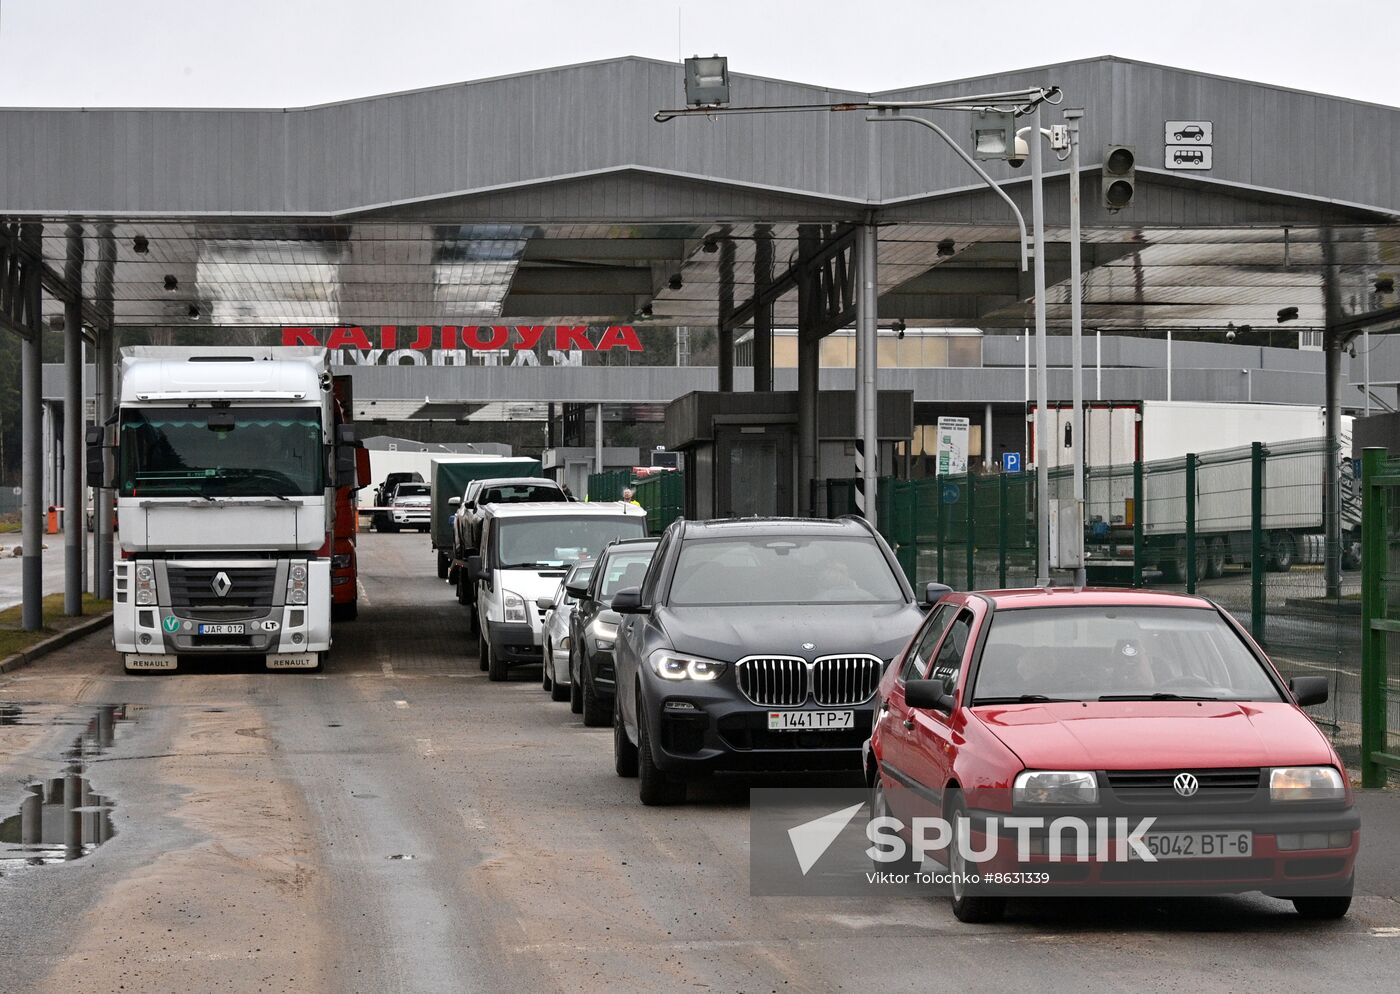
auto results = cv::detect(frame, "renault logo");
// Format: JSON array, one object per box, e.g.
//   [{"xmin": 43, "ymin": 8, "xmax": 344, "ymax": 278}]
[
  {"xmin": 1173, "ymin": 772, "xmax": 1200, "ymax": 797},
  {"xmin": 210, "ymin": 571, "xmax": 232, "ymax": 598}
]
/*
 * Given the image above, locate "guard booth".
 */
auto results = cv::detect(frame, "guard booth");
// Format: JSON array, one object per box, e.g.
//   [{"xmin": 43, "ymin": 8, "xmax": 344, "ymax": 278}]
[{"xmin": 664, "ymin": 391, "xmax": 913, "ymax": 519}]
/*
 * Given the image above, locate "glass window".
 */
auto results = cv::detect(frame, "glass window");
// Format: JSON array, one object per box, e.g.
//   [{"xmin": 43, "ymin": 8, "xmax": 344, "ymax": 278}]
[
  {"xmin": 119, "ymin": 406, "xmax": 324, "ymax": 498},
  {"xmin": 495, "ymin": 516, "xmax": 646, "ymax": 569},
  {"xmin": 668, "ymin": 536, "xmax": 904, "ymax": 607},
  {"xmin": 927, "ymin": 613, "xmax": 973, "ymax": 695},
  {"xmin": 900, "ymin": 604, "xmax": 955, "ymax": 682},
  {"xmin": 479, "ymin": 484, "xmax": 564, "ymax": 504},
  {"xmin": 971, "ymin": 606, "xmax": 1284, "ymax": 703},
  {"xmin": 597, "ymin": 547, "xmax": 657, "ymax": 599},
  {"xmin": 563, "ymin": 563, "xmax": 595, "ymax": 604}
]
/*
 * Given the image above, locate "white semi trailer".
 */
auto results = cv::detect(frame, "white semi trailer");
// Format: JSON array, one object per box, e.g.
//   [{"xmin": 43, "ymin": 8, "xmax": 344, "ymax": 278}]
[
  {"xmin": 91, "ymin": 347, "xmax": 357, "ymax": 673},
  {"xmin": 1031, "ymin": 401, "xmax": 1357, "ymax": 582}
]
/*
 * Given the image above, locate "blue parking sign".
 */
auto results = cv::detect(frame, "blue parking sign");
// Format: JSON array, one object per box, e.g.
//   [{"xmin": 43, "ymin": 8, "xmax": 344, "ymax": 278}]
[{"xmin": 1002, "ymin": 452, "xmax": 1022, "ymax": 473}]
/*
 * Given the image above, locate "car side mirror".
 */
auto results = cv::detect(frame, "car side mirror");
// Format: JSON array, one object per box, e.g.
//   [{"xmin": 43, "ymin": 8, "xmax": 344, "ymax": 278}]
[
  {"xmin": 535, "ymin": 595, "xmax": 555, "ymax": 611},
  {"xmin": 466, "ymin": 555, "xmax": 485, "ymax": 585},
  {"xmin": 904, "ymin": 678, "xmax": 955, "ymax": 714},
  {"xmin": 1289, "ymin": 675, "xmax": 1329, "ymax": 707},
  {"xmin": 564, "ymin": 581, "xmax": 589, "ymax": 599},
  {"xmin": 449, "ymin": 496, "xmax": 461, "ymax": 507},
  {"xmin": 464, "ymin": 501, "xmax": 476, "ymax": 511},
  {"xmin": 610, "ymin": 587, "xmax": 648, "ymax": 614},
  {"xmin": 921, "ymin": 582, "xmax": 953, "ymax": 608}
]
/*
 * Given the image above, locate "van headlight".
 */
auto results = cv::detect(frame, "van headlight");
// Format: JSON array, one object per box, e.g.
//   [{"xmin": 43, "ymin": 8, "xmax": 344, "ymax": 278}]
[
  {"xmin": 1269, "ymin": 766, "xmax": 1344, "ymax": 801},
  {"xmin": 1013, "ymin": 770, "xmax": 1099, "ymax": 805},
  {"xmin": 502, "ymin": 590, "xmax": 528, "ymax": 624},
  {"xmin": 649, "ymin": 651, "xmax": 725, "ymax": 682}
]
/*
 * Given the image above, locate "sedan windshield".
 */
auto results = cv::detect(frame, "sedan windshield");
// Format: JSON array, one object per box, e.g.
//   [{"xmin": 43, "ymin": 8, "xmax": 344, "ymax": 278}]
[
  {"xmin": 971, "ymin": 606, "xmax": 1284, "ymax": 703},
  {"xmin": 497, "ymin": 517, "xmax": 645, "ymax": 569},
  {"xmin": 668, "ymin": 536, "xmax": 904, "ymax": 606},
  {"xmin": 120, "ymin": 406, "xmax": 324, "ymax": 498}
]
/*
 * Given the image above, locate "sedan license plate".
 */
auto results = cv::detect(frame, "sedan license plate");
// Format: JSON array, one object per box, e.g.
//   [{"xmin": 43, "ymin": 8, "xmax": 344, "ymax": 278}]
[
  {"xmin": 768, "ymin": 710, "xmax": 854, "ymax": 731},
  {"xmin": 1128, "ymin": 831, "xmax": 1253, "ymax": 860},
  {"xmin": 197, "ymin": 623, "xmax": 245, "ymax": 636}
]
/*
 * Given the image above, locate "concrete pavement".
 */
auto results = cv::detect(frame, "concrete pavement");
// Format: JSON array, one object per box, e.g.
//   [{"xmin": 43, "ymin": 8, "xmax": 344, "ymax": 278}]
[
  {"xmin": 1, "ymin": 531, "xmax": 1397, "ymax": 994},
  {"xmin": 0, "ymin": 531, "xmax": 79, "ymax": 611}
]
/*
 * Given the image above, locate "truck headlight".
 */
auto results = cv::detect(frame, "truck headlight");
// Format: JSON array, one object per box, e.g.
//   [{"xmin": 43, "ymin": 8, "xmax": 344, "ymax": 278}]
[
  {"xmin": 1269, "ymin": 766, "xmax": 1344, "ymax": 801},
  {"xmin": 502, "ymin": 590, "xmax": 528, "ymax": 624},
  {"xmin": 135, "ymin": 564, "xmax": 156, "ymax": 605},
  {"xmin": 650, "ymin": 651, "xmax": 725, "ymax": 682},
  {"xmin": 1013, "ymin": 770, "xmax": 1099, "ymax": 805},
  {"xmin": 287, "ymin": 562, "xmax": 309, "ymax": 605}
]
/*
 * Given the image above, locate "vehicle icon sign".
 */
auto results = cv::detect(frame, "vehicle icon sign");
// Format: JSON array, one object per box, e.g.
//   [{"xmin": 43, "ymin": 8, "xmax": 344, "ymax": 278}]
[
  {"xmin": 1173, "ymin": 148, "xmax": 1205, "ymax": 164},
  {"xmin": 1174, "ymin": 125, "xmax": 1205, "ymax": 141},
  {"xmin": 162, "ymin": 616, "xmax": 180, "ymax": 633}
]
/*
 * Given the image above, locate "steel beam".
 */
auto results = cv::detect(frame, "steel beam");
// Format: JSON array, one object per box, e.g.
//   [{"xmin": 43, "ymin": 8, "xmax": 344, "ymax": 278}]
[
  {"xmin": 752, "ymin": 226, "xmax": 774, "ymax": 392},
  {"xmin": 64, "ymin": 293, "xmax": 84, "ymax": 616},
  {"xmin": 857, "ymin": 222, "xmax": 879, "ymax": 528},
  {"xmin": 95, "ymin": 329, "xmax": 115, "ymax": 600},
  {"xmin": 796, "ymin": 226, "xmax": 821, "ymax": 517}
]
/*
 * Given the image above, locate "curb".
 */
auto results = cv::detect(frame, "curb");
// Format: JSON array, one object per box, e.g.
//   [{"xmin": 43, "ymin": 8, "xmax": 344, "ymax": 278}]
[{"xmin": 0, "ymin": 612, "xmax": 112, "ymax": 675}]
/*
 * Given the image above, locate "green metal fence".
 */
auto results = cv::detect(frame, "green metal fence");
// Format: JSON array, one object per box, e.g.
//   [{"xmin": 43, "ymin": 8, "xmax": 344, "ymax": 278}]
[
  {"xmin": 818, "ymin": 434, "xmax": 1369, "ymax": 765},
  {"xmin": 1359, "ymin": 447, "xmax": 1400, "ymax": 787},
  {"xmin": 586, "ymin": 469, "xmax": 685, "ymax": 534}
]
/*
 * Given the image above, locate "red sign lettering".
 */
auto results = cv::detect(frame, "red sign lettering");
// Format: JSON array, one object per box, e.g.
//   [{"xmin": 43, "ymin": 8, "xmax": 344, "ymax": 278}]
[{"xmin": 280, "ymin": 324, "xmax": 642, "ymax": 353}]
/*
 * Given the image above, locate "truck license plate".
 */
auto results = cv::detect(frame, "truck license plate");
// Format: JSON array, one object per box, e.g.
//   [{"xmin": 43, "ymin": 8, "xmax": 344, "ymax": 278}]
[
  {"xmin": 768, "ymin": 710, "xmax": 854, "ymax": 731},
  {"xmin": 1128, "ymin": 831, "xmax": 1253, "ymax": 860},
  {"xmin": 198, "ymin": 623, "xmax": 245, "ymax": 635}
]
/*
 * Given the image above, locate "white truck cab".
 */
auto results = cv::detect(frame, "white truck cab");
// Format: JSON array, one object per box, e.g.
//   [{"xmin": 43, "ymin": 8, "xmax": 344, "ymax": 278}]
[
  {"xmin": 468, "ymin": 502, "xmax": 647, "ymax": 681},
  {"xmin": 99, "ymin": 347, "xmax": 355, "ymax": 674}
]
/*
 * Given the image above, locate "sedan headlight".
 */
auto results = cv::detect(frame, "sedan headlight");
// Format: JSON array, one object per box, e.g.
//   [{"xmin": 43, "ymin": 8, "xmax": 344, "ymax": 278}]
[
  {"xmin": 1269, "ymin": 766, "xmax": 1344, "ymax": 801},
  {"xmin": 649, "ymin": 651, "xmax": 726, "ymax": 682},
  {"xmin": 589, "ymin": 617, "xmax": 619, "ymax": 646},
  {"xmin": 1013, "ymin": 770, "xmax": 1099, "ymax": 805},
  {"xmin": 502, "ymin": 590, "xmax": 528, "ymax": 624}
]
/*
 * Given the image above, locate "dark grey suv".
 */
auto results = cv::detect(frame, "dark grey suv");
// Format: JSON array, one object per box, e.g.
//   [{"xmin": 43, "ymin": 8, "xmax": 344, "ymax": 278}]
[{"xmin": 610, "ymin": 517, "xmax": 931, "ymax": 805}]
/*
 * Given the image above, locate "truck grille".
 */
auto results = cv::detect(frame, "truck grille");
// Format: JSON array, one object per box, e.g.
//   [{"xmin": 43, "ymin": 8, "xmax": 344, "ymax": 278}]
[
  {"xmin": 736, "ymin": 657, "xmax": 808, "ymax": 707},
  {"xmin": 736, "ymin": 655, "xmax": 883, "ymax": 707},
  {"xmin": 166, "ymin": 565, "xmax": 278, "ymax": 612}
]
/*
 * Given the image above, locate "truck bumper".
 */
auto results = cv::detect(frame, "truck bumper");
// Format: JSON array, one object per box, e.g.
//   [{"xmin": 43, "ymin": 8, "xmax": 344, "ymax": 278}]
[{"xmin": 114, "ymin": 558, "xmax": 332, "ymax": 666}]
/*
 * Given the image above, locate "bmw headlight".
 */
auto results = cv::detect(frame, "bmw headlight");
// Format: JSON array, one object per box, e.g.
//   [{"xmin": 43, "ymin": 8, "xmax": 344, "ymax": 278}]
[
  {"xmin": 502, "ymin": 590, "xmax": 528, "ymax": 624},
  {"xmin": 649, "ymin": 651, "xmax": 725, "ymax": 682},
  {"xmin": 1013, "ymin": 770, "xmax": 1099, "ymax": 805},
  {"xmin": 1269, "ymin": 766, "xmax": 1344, "ymax": 801}
]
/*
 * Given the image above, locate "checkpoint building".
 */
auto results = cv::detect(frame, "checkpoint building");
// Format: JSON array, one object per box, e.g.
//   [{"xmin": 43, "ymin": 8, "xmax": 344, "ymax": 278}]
[{"xmin": 5, "ymin": 53, "xmax": 1400, "ymax": 621}]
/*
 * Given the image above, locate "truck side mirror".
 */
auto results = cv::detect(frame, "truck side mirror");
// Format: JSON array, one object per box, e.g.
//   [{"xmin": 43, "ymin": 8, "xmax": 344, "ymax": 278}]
[
  {"xmin": 85, "ymin": 425, "xmax": 110, "ymax": 488},
  {"xmin": 466, "ymin": 555, "xmax": 486, "ymax": 585},
  {"xmin": 336, "ymin": 423, "xmax": 356, "ymax": 445},
  {"xmin": 334, "ymin": 446, "xmax": 357, "ymax": 487}
]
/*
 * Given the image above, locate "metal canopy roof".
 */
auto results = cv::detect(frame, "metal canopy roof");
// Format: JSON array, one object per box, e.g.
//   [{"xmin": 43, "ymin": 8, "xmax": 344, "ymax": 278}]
[{"xmin": 3, "ymin": 56, "xmax": 1399, "ymax": 334}]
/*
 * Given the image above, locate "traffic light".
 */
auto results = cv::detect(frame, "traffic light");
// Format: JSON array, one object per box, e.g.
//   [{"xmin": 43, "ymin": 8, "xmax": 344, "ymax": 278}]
[{"xmin": 1102, "ymin": 145, "xmax": 1135, "ymax": 211}]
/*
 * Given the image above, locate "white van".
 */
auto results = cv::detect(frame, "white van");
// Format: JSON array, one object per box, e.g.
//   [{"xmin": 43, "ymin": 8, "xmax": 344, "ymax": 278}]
[{"xmin": 467, "ymin": 502, "xmax": 647, "ymax": 681}]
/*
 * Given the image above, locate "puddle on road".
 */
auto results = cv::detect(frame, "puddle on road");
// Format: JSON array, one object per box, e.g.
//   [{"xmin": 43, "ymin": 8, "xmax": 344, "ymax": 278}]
[{"xmin": 0, "ymin": 704, "xmax": 133, "ymax": 872}]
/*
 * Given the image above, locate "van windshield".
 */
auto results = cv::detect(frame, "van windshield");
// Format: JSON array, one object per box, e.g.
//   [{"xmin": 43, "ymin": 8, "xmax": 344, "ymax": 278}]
[
  {"xmin": 496, "ymin": 516, "xmax": 645, "ymax": 569},
  {"xmin": 119, "ymin": 406, "xmax": 324, "ymax": 498}
]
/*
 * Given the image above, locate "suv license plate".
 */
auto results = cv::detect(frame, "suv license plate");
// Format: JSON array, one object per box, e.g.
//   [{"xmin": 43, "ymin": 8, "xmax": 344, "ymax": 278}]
[
  {"xmin": 1128, "ymin": 831, "xmax": 1253, "ymax": 860},
  {"xmin": 198, "ymin": 623, "xmax": 245, "ymax": 635},
  {"xmin": 768, "ymin": 710, "xmax": 854, "ymax": 731}
]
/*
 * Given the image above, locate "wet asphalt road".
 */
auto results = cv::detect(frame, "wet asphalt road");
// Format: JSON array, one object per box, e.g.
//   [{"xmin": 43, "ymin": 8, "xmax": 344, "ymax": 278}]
[{"xmin": 2, "ymin": 532, "xmax": 1399, "ymax": 994}]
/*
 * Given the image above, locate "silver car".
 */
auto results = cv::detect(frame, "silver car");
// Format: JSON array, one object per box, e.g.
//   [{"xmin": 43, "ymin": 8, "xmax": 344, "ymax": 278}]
[{"xmin": 538, "ymin": 560, "xmax": 595, "ymax": 702}]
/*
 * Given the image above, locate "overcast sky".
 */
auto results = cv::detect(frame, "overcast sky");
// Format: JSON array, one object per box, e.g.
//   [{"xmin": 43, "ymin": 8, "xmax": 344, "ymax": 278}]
[{"xmin": 0, "ymin": 0, "xmax": 1395, "ymax": 108}]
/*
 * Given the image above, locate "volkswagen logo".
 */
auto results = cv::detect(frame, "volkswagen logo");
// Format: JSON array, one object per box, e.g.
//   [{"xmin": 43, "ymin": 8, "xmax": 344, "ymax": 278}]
[
  {"xmin": 1173, "ymin": 772, "xmax": 1200, "ymax": 797},
  {"xmin": 210, "ymin": 571, "xmax": 233, "ymax": 598}
]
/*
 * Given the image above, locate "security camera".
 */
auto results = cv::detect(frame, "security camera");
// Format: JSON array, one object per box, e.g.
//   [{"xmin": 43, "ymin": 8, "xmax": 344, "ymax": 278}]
[
  {"xmin": 1006, "ymin": 134, "xmax": 1030, "ymax": 169},
  {"xmin": 1225, "ymin": 329, "xmax": 1236, "ymax": 342}
]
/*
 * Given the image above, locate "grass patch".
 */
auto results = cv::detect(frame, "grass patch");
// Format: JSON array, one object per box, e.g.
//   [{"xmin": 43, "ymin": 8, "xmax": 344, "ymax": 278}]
[
  {"xmin": 0, "ymin": 593, "xmax": 112, "ymax": 660},
  {"xmin": 0, "ymin": 514, "xmax": 19, "ymax": 533}
]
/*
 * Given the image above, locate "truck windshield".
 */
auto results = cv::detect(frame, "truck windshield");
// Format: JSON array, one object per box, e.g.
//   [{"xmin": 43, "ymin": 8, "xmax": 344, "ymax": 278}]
[
  {"xmin": 119, "ymin": 406, "xmax": 324, "ymax": 498},
  {"xmin": 496, "ymin": 516, "xmax": 645, "ymax": 569}
]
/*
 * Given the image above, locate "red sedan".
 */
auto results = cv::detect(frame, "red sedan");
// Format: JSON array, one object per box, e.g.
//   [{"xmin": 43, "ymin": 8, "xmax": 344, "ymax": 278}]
[{"xmin": 867, "ymin": 588, "xmax": 1358, "ymax": 923}]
